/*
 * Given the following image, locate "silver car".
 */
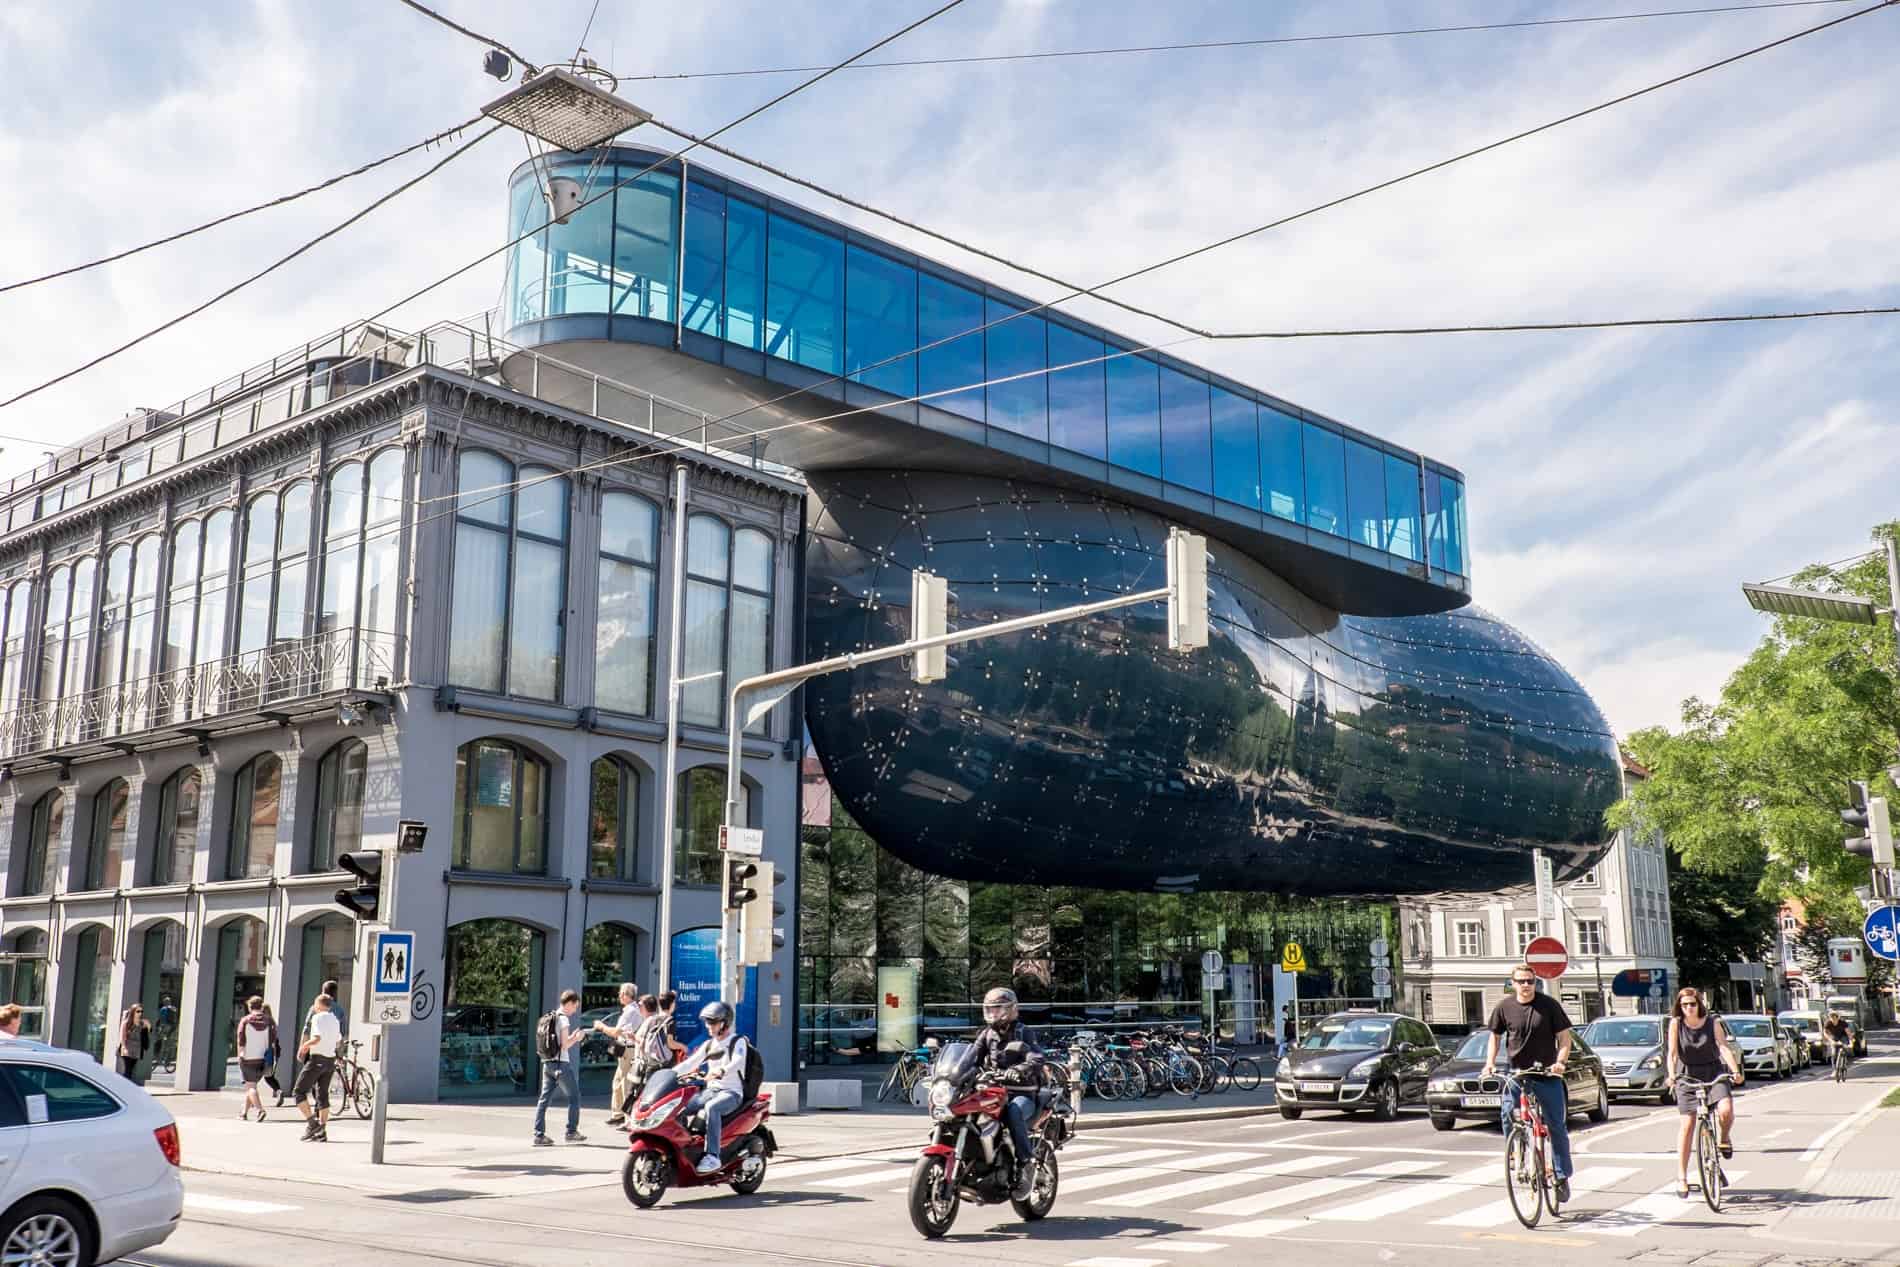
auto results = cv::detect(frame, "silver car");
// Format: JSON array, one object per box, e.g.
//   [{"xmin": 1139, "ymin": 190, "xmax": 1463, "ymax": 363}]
[
  {"xmin": 1579, "ymin": 1015, "xmax": 1669, "ymax": 1103},
  {"xmin": 1724, "ymin": 1013, "xmax": 1797, "ymax": 1078}
]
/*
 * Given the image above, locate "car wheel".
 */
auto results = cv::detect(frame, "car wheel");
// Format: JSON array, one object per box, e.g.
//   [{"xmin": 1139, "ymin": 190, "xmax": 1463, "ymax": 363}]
[
  {"xmin": 1279, "ymin": 1105, "xmax": 1303, "ymax": 1120},
  {"xmin": 1430, "ymin": 1114, "xmax": 1457, "ymax": 1132},
  {"xmin": 1372, "ymin": 1079, "xmax": 1400, "ymax": 1122},
  {"xmin": 1587, "ymin": 1078, "xmax": 1610, "ymax": 1123},
  {"xmin": 0, "ymin": 1195, "xmax": 94, "ymax": 1267}
]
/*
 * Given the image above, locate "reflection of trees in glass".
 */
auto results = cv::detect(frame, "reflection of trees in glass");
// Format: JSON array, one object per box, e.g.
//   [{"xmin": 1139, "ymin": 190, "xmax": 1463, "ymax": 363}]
[{"xmin": 446, "ymin": 919, "xmax": 531, "ymax": 1008}]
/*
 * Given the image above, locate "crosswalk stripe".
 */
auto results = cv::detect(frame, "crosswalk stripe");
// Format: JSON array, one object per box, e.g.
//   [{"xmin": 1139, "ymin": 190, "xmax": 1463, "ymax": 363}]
[
  {"xmin": 1068, "ymin": 1147, "xmax": 1187, "ymax": 1170},
  {"xmin": 1163, "ymin": 1244, "xmax": 1227, "ymax": 1254},
  {"xmin": 1089, "ymin": 1154, "xmax": 1341, "ymax": 1209},
  {"xmin": 1210, "ymin": 1216, "xmax": 1304, "ymax": 1240},
  {"xmin": 1066, "ymin": 1258, "xmax": 1168, "ymax": 1267},
  {"xmin": 1061, "ymin": 1153, "xmax": 1262, "ymax": 1196},
  {"xmin": 1197, "ymin": 1158, "xmax": 1435, "ymax": 1217},
  {"xmin": 771, "ymin": 1148, "xmax": 920, "ymax": 1179},
  {"xmin": 830, "ymin": 1166, "xmax": 909, "ymax": 1187},
  {"xmin": 184, "ymin": 1193, "xmax": 298, "ymax": 1215},
  {"xmin": 1432, "ymin": 1165, "xmax": 1636, "ymax": 1228},
  {"xmin": 1311, "ymin": 1163, "xmax": 1497, "ymax": 1221},
  {"xmin": 1582, "ymin": 1171, "xmax": 1747, "ymax": 1237}
]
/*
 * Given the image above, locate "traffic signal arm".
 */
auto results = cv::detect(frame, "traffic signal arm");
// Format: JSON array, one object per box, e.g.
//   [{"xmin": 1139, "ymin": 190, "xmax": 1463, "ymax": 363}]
[{"xmin": 335, "ymin": 850, "xmax": 386, "ymax": 921}]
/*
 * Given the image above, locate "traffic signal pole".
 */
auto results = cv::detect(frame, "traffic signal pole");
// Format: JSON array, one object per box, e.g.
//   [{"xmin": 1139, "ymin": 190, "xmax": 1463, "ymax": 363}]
[{"xmin": 717, "ymin": 528, "xmax": 1208, "ymax": 1001}]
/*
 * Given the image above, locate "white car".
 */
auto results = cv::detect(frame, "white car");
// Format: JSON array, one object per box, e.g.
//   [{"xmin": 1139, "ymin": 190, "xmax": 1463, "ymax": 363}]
[{"xmin": 0, "ymin": 1039, "xmax": 182, "ymax": 1266}]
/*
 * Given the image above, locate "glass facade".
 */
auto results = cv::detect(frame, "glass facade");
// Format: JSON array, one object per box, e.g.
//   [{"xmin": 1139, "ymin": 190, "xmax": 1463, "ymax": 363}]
[
  {"xmin": 441, "ymin": 918, "xmax": 544, "ymax": 1099},
  {"xmin": 451, "ymin": 739, "xmax": 549, "ymax": 875},
  {"xmin": 449, "ymin": 452, "xmax": 570, "ymax": 701},
  {"xmin": 310, "ymin": 739, "xmax": 367, "ymax": 872},
  {"xmin": 227, "ymin": 753, "xmax": 280, "ymax": 880},
  {"xmin": 66, "ymin": 927, "xmax": 113, "ymax": 1062},
  {"xmin": 504, "ymin": 151, "xmax": 1467, "ymax": 582}
]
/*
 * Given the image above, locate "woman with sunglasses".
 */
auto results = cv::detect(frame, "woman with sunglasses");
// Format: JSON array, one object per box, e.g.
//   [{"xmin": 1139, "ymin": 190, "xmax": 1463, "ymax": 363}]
[{"xmin": 1666, "ymin": 987, "xmax": 1742, "ymax": 1198}]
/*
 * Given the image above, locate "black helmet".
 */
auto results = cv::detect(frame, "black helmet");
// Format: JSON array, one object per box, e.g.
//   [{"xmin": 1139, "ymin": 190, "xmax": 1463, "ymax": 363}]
[
  {"xmin": 699, "ymin": 1000, "xmax": 734, "ymax": 1029},
  {"xmin": 982, "ymin": 987, "xmax": 1018, "ymax": 1032}
]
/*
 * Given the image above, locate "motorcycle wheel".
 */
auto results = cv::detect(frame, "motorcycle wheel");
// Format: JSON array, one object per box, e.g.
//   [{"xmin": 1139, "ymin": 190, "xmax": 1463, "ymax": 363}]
[
  {"xmin": 622, "ymin": 1151, "xmax": 671, "ymax": 1208},
  {"xmin": 1011, "ymin": 1141, "xmax": 1060, "ymax": 1221},
  {"xmin": 729, "ymin": 1150, "xmax": 767, "ymax": 1196},
  {"xmin": 908, "ymin": 1154, "xmax": 959, "ymax": 1239}
]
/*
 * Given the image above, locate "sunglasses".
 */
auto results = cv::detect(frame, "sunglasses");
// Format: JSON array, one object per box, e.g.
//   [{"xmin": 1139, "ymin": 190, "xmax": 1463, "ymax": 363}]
[
  {"xmin": 1678, "ymin": 998, "xmax": 1702, "ymax": 1008},
  {"xmin": 1511, "ymin": 978, "xmax": 1536, "ymax": 986}
]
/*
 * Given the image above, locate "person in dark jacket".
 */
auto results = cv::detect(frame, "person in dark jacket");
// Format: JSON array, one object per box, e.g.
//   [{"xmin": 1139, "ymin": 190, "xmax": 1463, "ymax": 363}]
[
  {"xmin": 116, "ymin": 1005, "xmax": 152, "ymax": 1083},
  {"xmin": 969, "ymin": 987, "xmax": 1042, "ymax": 1199},
  {"xmin": 235, "ymin": 997, "xmax": 278, "ymax": 1122}
]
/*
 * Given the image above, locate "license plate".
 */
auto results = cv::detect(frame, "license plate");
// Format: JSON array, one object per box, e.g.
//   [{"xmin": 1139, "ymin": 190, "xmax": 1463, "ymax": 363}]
[
  {"xmin": 1607, "ymin": 1078, "xmax": 1630, "ymax": 1088},
  {"xmin": 1461, "ymin": 1094, "xmax": 1501, "ymax": 1108},
  {"xmin": 1299, "ymin": 1081, "xmax": 1333, "ymax": 1093}
]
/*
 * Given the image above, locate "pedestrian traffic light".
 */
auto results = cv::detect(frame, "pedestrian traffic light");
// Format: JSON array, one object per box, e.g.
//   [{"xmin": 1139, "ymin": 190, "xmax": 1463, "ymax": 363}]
[
  {"xmin": 726, "ymin": 860, "xmax": 759, "ymax": 913},
  {"xmin": 335, "ymin": 850, "xmax": 385, "ymax": 921},
  {"xmin": 740, "ymin": 862, "xmax": 787, "ymax": 965},
  {"xmin": 911, "ymin": 570, "xmax": 948, "ymax": 684},
  {"xmin": 1841, "ymin": 781, "xmax": 1894, "ymax": 865},
  {"xmin": 1167, "ymin": 527, "xmax": 1208, "ymax": 651}
]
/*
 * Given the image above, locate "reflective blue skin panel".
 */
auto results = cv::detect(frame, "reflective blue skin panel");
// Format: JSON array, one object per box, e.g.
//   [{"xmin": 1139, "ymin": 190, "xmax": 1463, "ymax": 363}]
[{"xmin": 802, "ymin": 472, "xmax": 1620, "ymax": 897}]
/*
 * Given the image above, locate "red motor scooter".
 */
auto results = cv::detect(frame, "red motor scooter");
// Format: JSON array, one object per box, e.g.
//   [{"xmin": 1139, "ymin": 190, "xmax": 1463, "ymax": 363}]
[{"xmin": 621, "ymin": 1071, "xmax": 777, "ymax": 1208}]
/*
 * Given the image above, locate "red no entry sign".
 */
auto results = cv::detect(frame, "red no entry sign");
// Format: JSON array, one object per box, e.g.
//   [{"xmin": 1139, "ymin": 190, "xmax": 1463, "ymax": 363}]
[{"xmin": 1525, "ymin": 937, "xmax": 1568, "ymax": 980}]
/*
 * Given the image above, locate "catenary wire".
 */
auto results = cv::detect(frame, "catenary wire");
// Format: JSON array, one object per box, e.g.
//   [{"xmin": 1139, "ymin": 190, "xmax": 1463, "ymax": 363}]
[
  {"xmin": 361, "ymin": 0, "xmax": 976, "ymax": 327},
  {"xmin": 0, "ymin": 125, "xmax": 504, "ymax": 414},
  {"xmin": 394, "ymin": 0, "xmax": 540, "ymax": 73},
  {"xmin": 0, "ymin": 115, "xmax": 486, "ymax": 296},
  {"xmin": 621, "ymin": 0, "xmax": 1860, "ymax": 80},
  {"xmin": 1208, "ymin": 307, "xmax": 1900, "ymax": 339}
]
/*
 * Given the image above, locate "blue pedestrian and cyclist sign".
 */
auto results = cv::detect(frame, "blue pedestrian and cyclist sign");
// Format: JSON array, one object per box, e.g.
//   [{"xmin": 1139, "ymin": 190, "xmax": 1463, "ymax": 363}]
[
  {"xmin": 1864, "ymin": 906, "xmax": 1899, "ymax": 962},
  {"xmin": 369, "ymin": 929, "xmax": 415, "ymax": 1026}
]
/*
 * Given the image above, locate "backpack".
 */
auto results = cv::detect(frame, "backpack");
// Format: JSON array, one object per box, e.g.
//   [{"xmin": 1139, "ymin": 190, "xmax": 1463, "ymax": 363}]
[
  {"xmin": 737, "ymin": 1038, "xmax": 765, "ymax": 1104},
  {"xmin": 639, "ymin": 1017, "xmax": 670, "ymax": 1071},
  {"xmin": 536, "ymin": 1010, "xmax": 563, "ymax": 1062}
]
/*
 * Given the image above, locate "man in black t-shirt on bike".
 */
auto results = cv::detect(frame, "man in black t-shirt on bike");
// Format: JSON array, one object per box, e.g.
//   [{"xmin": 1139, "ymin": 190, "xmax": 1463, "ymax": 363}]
[{"xmin": 1482, "ymin": 964, "xmax": 1576, "ymax": 1203}]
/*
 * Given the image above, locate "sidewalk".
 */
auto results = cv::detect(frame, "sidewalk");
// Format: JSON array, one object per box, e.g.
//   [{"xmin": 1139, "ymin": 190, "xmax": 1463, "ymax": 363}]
[
  {"xmin": 1760, "ymin": 1029, "xmax": 1900, "ymax": 1253},
  {"xmin": 163, "ymin": 1079, "xmax": 1280, "ymax": 1197}
]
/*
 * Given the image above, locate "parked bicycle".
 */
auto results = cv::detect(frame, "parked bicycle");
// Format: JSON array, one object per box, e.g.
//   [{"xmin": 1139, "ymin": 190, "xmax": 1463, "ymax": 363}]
[
  {"xmin": 1496, "ymin": 1064, "xmax": 1565, "ymax": 1229},
  {"xmin": 330, "ymin": 1039, "xmax": 377, "ymax": 1120},
  {"xmin": 878, "ymin": 1045, "xmax": 934, "ymax": 1104},
  {"xmin": 1676, "ymin": 1074, "xmax": 1737, "ymax": 1211}
]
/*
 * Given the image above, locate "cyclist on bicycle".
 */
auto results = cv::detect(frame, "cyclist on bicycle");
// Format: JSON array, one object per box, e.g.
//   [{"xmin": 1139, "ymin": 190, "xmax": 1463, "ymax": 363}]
[
  {"xmin": 1666, "ymin": 986, "xmax": 1742, "ymax": 1198},
  {"xmin": 1481, "ymin": 963, "xmax": 1575, "ymax": 1204},
  {"xmin": 1823, "ymin": 1012, "xmax": 1850, "ymax": 1070}
]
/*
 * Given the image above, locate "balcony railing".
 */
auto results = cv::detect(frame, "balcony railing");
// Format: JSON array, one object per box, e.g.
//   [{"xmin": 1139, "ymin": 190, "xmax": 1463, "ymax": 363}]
[{"xmin": 0, "ymin": 630, "xmax": 400, "ymax": 758}]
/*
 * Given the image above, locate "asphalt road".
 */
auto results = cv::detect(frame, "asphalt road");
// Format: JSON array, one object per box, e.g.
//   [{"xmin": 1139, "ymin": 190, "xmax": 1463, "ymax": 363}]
[{"xmin": 130, "ymin": 1042, "xmax": 1900, "ymax": 1267}]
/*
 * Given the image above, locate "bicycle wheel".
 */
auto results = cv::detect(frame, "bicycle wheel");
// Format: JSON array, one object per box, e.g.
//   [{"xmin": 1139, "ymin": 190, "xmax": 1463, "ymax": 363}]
[
  {"xmin": 1542, "ymin": 1135, "xmax": 1564, "ymax": 1219},
  {"xmin": 1697, "ymin": 1115, "xmax": 1723, "ymax": 1212},
  {"xmin": 353, "ymin": 1069, "xmax": 376, "ymax": 1120},
  {"xmin": 1227, "ymin": 1056, "xmax": 1262, "ymax": 1092},
  {"xmin": 877, "ymin": 1061, "xmax": 904, "ymax": 1103},
  {"xmin": 1504, "ymin": 1125, "xmax": 1543, "ymax": 1228},
  {"xmin": 1117, "ymin": 1058, "xmax": 1148, "ymax": 1100},
  {"xmin": 1170, "ymin": 1055, "xmax": 1203, "ymax": 1097},
  {"xmin": 1199, "ymin": 1054, "xmax": 1229, "ymax": 1095},
  {"xmin": 1143, "ymin": 1057, "xmax": 1169, "ymax": 1098},
  {"xmin": 1096, "ymin": 1059, "xmax": 1128, "ymax": 1101}
]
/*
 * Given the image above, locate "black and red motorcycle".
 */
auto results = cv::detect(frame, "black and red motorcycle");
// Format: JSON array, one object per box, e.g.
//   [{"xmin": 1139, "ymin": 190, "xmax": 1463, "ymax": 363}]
[
  {"xmin": 907, "ymin": 1038, "xmax": 1075, "ymax": 1238},
  {"xmin": 621, "ymin": 1071, "xmax": 777, "ymax": 1208}
]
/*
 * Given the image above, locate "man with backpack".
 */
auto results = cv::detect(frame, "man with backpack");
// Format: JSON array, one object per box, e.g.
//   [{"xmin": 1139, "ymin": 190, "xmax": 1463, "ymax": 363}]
[
  {"xmin": 532, "ymin": 989, "xmax": 588, "ymax": 1147},
  {"xmin": 670, "ymin": 1000, "xmax": 760, "ymax": 1175}
]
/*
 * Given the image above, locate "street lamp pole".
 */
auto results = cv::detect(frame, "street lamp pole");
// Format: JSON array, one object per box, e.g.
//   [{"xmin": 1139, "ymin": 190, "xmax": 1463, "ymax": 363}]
[{"xmin": 656, "ymin": 464, "xmax": 689, "ymax": 995}]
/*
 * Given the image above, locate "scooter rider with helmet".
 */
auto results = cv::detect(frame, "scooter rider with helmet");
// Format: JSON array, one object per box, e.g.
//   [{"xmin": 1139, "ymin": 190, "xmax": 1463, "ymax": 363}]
[
  {"xmin": 967, "ymin": 987, "xmax": 1042, "ymax": 1199},
  {"xmin": 670, "ymin": 1001, "xmax": 751, "ymax": 1175}
]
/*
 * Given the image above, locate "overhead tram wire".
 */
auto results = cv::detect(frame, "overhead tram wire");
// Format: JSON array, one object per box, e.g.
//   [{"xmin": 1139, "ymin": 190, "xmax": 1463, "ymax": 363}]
[
  {"xmin": 1211, "ymin": 306, "xmax": 1900, "ymax": 340},
  {"xmin": 361, "ymin": 0, "xmax": 975, "ymax": 329},
  {"xmin": 0, "ymin": 115, "xmax": 486, "ymax": 296},
  {"xmin": 0, "ymin": 124, "xmax": 504, "ymax": 413},
  {"xmin": 621, "ymin": 0, "xmax": 1860, "ymax": 80},
  {"xmin": 393, "ymin": 0, "xmax": 539, "ymax": 73}
]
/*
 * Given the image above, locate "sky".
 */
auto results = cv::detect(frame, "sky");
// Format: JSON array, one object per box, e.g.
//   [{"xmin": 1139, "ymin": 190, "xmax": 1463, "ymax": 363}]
[{"xmin": 0, "ymin": 0, "xmax": 1896, "ymax": 739}]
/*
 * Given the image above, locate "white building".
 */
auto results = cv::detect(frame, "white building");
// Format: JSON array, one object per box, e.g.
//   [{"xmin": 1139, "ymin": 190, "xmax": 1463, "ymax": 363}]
[{"xmin": 1399, "ymin": 752, "xmax": 1677, "ymax": 1026}]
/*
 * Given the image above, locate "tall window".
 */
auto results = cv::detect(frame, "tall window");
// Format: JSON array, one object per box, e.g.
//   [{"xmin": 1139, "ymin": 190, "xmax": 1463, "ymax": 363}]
[
  {"xmin": 95, "ymin": 537, "xmax": 162, "ymax": 731},
  {"xmin": 236, "ymin": 482, "xmax": 312, "ymax": 658},
  {"xmin": 451, "ymin": 739, "xmax": 549, "ymax": 874},
  {"xmin": 680, "ymin": 517, "xmax": 773, "ymax": 730},
  {"xmin": 589, "ymin": 757, "xmax": 638, "ymax": 881},
  {"xmin": 310, "ymin": 739, "xmax": 368, "ymax": 872},
  {"xmin": 17, "ymin": 791, "xmax": 63, "ymax": 897},
  {"xmin": 1576, "ymin": 919, "xmax": 1604, "ymax": 957},
  {"xmin": 151, "ymin": 767, "xmax": 201, "ymax": 886},
  {"xmin": 40, "ymin": 557, "xmax": 97, "ymax": 714},
  {"xmin": 595, "ymin": 492, "xmax": 658, "ymax": 715},
  {"xmin": 1454, "ymin": 920, "xmax": 1484, "ymax": 958},
  {"xmin": 227, "ymin": 753, "xmax": 280, "ymax": 879},
  {"xmin": 161, "ymin": 511, "xmax": 235, "ymax": 721},
  {"xmin": 83, "ymin": 778, "xmax": 129, "ymax": 891},
  {"xmin": 676, "ymin": 766, "xmax": 748, "ymax": 885},
  {"xmin": 1513, "ymin": 920, "xmax": 1539, "ymax": 957},
  {"xmin": 0, "ymin": 579, "xmax": 30, "ymax": 714},
  {"xmin": 450, "ymin": 453, "xmax": 569, "ymax": 700}
]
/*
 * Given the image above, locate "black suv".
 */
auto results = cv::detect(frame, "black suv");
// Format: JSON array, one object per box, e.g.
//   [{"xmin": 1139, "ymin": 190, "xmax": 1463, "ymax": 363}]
[{"xmin": 1273, "ymin": 1011, "xmax": 1445, "ymax": 1121}]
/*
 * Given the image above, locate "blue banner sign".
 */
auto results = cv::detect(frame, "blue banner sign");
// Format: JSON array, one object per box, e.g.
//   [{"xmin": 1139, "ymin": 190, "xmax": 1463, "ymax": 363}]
[{"xmin": 670, "ymin": 926, "xmax": 757, "ymax": 1051}]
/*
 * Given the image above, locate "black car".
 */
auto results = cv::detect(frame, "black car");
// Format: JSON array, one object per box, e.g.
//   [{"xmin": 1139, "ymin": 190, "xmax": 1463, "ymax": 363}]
[
  {"xmin": 1423, "ymin": 1029, "xmax": 1612, "ymax": 1132},
  {"xmin": 1272, "ymin": 1011, "xmax": 1445, "ymax": 1121}
]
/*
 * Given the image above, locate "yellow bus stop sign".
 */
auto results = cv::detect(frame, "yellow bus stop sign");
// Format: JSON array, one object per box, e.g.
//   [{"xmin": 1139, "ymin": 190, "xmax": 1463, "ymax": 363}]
[{"xmin": 1282, "ymin": 941, "xmax": 1307, "ymax": 973}]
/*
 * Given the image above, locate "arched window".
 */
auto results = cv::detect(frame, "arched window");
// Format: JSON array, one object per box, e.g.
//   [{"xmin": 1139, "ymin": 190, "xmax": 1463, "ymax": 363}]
[
  {"xmin": 0, "ymin": 579, "xmax": 32, "ymax": 714},
  {"xmin": 589, "ymin": 757, "xmax": 638, "ymax": 881},
  {"xmin": 40, "ymin": 558, "xmax": 96, "ymax": 734},
  {"xmin": 675, "ymin": 766, "xmax": 748, "ymax": 885},
  {"xmin": 227, "ymin": 753, "xmax": 280, "ymax": 880},
  {"xmin": 18, "ymin": 790, "xmax": 63, "ymax": 897},
  {"xmin": 449, "ymin": 453, "xmax": 569, "ymax": 700},
  {"xmin": 363, "ymin": 449, "xmax": 404, "ymax": 633},
  {"xmin": 452, "ymin": 740, "xmax": 549, "ymax": 874},
  {"xmin": 680, "ymin": 517, "xmax": 775, "ymax": 731},
  {"xmin": 0, "ymin": 930, "xmax": 48, "ymax": 1037},
  {"xmin": 237, "ymin": 482, "xmax": 312, "ymax": 659},
  {"xmin": 82, "ymin": 778, "xmax": 129, "ymax": 891},
  {"xmin": 151, "ymin": 767, "xmax": 201, "ymax": 886},
  {"xmin": 96, "ymin": 537, "xmax": 162, "ymax": 732},
  {"xmin": 595, "ymin": 492, "xmax": 658, "ymax": 715},
  {"xmin": 310, "ymin": 739, "xmax": 368, "ymax": 872},
  {"xmin": 161, "ymin": 511, "xmax": 235, "ymax": 722}
]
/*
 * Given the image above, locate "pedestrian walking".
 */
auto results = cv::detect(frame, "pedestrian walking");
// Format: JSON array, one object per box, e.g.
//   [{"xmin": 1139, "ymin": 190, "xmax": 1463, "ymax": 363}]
[
  {"xmin": 294, "ymin": 992, "xmax": 343, "ymax": 1142},
  {"xmin": 236, "ymin": 997, "xmax": 277, "ymax": 1121},
  {"xmin": 593, "ymin": 982, "xmax": 642, "ymax": 1128},
  {"xmin": 532, "ymin": 989, "xmax": 588, "ymax": 1146},
  {"xmin": 259, "ymin": 1004, "xmax": 285, "ymax": 1102},
  {"xmin": 116, "ymin": 1004, "xmax": 152, "ymax": 1083}
]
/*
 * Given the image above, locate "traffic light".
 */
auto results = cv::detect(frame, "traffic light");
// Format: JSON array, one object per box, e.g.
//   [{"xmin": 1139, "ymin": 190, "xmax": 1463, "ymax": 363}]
[
  {"xmin": 911, "ymin": 571, "xmax": 948, "ymax": 684},
  {"xmin": 740, "ymin": 861, "xmax": 788, "ymax": 965},
  {"xmin": 725, "ymin": 860, "xmax": 759, "ymax": 913},
  {"xmin": 1841, "ymin": 781, "xmax": 1894, "ymax": 865},
  {"xmin": 1167, "ymin": 527, "xmax": 1208, "ymax": 651},
  {"xmin": 335, "ymin": 850, "xmax": 385, "ymax": 921}
]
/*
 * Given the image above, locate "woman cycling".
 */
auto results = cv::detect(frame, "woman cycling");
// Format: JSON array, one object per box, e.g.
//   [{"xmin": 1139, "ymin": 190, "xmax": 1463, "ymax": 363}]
[{"xmin": 1666, "ymin": 986, "xmax": 1743, "ymax": 1198}]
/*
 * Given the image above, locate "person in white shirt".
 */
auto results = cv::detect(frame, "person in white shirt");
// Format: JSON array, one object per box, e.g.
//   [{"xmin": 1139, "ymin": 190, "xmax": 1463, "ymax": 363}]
[
  {"xmin": 594, "ymin": 982, "xmax": 642, "ymax": 1128},
  {"xmin": 671, "ymin": 1001, "xmax": 750, "ymax": 1174},
  {"xmin": 294, "ymin": 993, "xmax": 343, "ymax": 1142}
]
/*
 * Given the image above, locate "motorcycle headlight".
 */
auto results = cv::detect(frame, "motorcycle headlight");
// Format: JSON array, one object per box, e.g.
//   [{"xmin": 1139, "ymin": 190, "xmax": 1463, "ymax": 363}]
[
  {"xmin": 929, "ymin": 1080, "xmax": 957, "ymax": 1121},
  {"xmin": 1346, "ymin": 1057, "xmax": 1382, "ymax": 1082},
  {"xmin": 632, "ymin": 1103, "xmax": 673, "ymax": 1131}
]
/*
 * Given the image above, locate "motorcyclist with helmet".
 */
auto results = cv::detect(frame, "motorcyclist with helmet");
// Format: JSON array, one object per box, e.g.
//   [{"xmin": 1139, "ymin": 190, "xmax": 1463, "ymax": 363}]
[
  {"xmin": 967, "ymin": 987, "xmax": 1043, "ymax": 1199},
  {"xmin": 669, "ymin": 1001, "xmax": 752, "ymax": 1175}
]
